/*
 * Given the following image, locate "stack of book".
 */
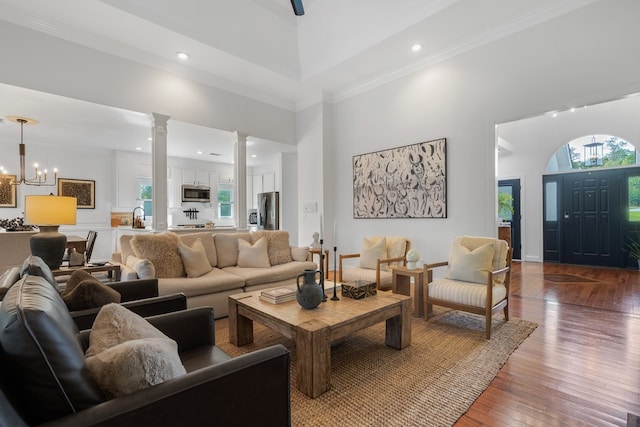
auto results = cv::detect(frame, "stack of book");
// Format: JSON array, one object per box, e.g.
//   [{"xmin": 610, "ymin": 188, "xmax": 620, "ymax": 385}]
[{"xmin": 260, "ymin": 287, "xmax": 296, "ymax": 304}]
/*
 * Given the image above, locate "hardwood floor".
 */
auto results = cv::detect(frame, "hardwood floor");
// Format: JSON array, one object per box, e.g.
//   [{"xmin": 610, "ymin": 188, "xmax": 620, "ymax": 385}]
[{"xmin": 456, "ymin": 262, "xmax": 640, "ymax": 427}]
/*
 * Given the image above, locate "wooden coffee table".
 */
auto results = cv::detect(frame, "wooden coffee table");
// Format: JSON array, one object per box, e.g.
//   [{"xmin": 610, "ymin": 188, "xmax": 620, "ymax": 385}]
[{"xmin": 228, "ymin": 288, "xmax": 411, "ymax": 398}]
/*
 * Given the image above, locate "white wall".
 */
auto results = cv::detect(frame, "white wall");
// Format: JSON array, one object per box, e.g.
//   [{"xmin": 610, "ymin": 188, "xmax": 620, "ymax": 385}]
[
  {"xmin": 498, "ymin": 95, "xmax": 640, "ymax": 262},
  {"xmin": 324, "ymin": 1, "xmax": 640, "ymax": 265}
]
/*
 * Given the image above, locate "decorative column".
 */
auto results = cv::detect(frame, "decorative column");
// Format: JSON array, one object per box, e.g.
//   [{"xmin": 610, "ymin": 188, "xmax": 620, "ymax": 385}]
[
  {"xmin": 234, "ymin": 131, "xmax": 248, "ymax": 231},
  {"xmin": 151, "ymin": 113, "xmax": 170, "ymax": 231}
]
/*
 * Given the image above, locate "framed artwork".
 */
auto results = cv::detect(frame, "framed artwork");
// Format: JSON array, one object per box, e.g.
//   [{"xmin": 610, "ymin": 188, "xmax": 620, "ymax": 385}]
[
  {"xmin": 0, "ymin": 175, "xmax": 17, "ymax": 208},
  {"xmin": 353, "ymin": 138, "xmax": 447, "ymax": 219},
  {"xmin": 58, "ymin": 178, "xmax": 95, "ymax": 209}
]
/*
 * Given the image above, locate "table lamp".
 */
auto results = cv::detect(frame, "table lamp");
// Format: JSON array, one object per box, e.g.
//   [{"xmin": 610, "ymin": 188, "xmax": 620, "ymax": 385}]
[{"xmin": 24, "ymin": 195, "xmax": 77, "ymax": 270}]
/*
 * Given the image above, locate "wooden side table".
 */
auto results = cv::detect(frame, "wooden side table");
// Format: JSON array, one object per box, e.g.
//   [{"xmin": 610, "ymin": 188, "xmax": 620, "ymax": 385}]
[
  {"xmin": 392, "ymin": 266, "xmax": 424, "ymax": 318},
  {"xmin": 309, "ymin": 248, "xmax": 330, "ymax": 278}
]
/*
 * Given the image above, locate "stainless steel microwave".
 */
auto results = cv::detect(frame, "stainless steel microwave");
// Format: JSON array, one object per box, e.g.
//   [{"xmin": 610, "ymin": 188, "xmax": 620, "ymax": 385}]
[{"xmin": 182, "ymin": 185, "xmax": 211, "ymax": 202}]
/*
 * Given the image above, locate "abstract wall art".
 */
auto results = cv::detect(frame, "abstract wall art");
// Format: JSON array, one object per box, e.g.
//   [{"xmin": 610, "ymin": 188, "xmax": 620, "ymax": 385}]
[
  {"xmin": 353, "ymin": 138, "xmax": 447, "ymax": 219},
  {"xmin": 58, "ymin": 178, "xmax": 95, "ymax": 209},
  {"xmin": 0, "ymin": 175, "xmax": 17, "ymax": 208}
]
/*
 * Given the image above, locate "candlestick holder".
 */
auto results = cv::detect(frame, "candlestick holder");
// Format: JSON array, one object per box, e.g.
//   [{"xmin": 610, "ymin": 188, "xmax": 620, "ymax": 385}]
[
  {"xmin": 319, "ymin": 238, "xmax": 327, "ymax": 301},
  {"xmin": 331, "ymin": 246, "xmax": 339, "ymax": 300}
]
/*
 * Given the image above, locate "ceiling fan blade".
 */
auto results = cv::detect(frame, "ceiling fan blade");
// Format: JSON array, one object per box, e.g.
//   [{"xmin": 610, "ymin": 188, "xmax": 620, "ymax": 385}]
[{"xmin": 290, "ymin": 0, "xmax": 304, "ymax": 16}]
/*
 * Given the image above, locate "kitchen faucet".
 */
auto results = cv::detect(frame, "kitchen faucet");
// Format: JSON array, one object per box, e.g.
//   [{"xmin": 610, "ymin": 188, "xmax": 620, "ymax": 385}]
[{"xmin": 132, "ymin": 207, "xmax": 146, "ymax": 228}]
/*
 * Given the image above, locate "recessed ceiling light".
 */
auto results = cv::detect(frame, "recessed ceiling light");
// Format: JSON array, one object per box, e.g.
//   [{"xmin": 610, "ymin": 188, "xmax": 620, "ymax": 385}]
[
  {"xmin": 411, "ymin": 44, "xmax": 422, "ymax": 52},
  {"xmin": 147, "ymin": 137, "xmax": 152, "ymax": 141},
  {"xmin": 251, "ymin": 154, "xmax": 257, "ymax": 158},
  {"xmin": 176, "ymin": 51, "xmax": 190, "ymax": 61},
  {"xmin": 196, "ymin": 150, "xmax": 203, "ymax": 155},
  {"xmin": 552, "ymin": 112, "xmax": 558, "ymax": 118},
  {"xmin": 135, "ymin": 147, "xmax": 142, "ymax": 151}
]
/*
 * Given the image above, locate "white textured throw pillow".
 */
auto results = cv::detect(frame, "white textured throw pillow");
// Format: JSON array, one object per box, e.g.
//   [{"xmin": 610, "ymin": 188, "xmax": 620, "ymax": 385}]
[
  {"xmin": 359, "ymin": 237, "xmax": 387, "ymax": 270},
  {"xmin": 446, "ymin": 242, "xmax": 495, "ymax": 284},
  {"xmin": 86, "ymin": 303, "xmax": 172, "ymax": 357},
  {"xmin": 126, "ymin": 255, "xmax": 156, "ymax": 279},
  {"xmin": 237, "ymin": 236, "xmax": 271, "ymax": 268},
  {"xmin": 85, "ymin": 337, "xmax": 186, "ymax": 398},
  {"xmin": 178, "ymin": 238, "xmax": 213, "ymax": 278}
]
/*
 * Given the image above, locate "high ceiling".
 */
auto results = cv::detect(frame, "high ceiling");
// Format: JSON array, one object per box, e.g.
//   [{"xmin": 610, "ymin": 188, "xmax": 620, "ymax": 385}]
[{"xmin": 0, "ymin": 0, "xmax": 596, "ymax": 164}]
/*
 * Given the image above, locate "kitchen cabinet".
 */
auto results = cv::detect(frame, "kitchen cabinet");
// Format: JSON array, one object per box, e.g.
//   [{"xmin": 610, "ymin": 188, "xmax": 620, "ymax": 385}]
[
  {"xmin": 262, "ymin": 171, "xmax": 275, "ymax": 192},
  {"xmin": 182, "ymin": 169, "xmax": 210, "ymax": 187},
  {"xmin": 251, "ymin": 175, "xmax": 263, "ymax": 209}
]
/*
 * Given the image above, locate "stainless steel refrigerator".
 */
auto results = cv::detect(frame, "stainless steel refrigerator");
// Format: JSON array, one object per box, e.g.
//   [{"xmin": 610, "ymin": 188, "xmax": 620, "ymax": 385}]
[{"xmin": 257, "ymin": 192, "xmax": 279, "ymax": 230}]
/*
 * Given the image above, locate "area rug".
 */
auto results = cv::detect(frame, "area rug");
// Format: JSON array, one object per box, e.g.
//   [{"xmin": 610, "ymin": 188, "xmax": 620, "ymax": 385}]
[{"xmin": 215, "ymin": 311, "xmax": 537, "ymax": 427}]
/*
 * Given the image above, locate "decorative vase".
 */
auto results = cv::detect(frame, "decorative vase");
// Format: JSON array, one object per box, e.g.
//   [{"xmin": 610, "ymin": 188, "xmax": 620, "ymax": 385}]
[
  {"xmin": 406, "ymin": 248, "xmax": 420, "ymax": 270},
  {"xmin": 296, "ymin": 269, "xmax": 324, "ymax": 309}
]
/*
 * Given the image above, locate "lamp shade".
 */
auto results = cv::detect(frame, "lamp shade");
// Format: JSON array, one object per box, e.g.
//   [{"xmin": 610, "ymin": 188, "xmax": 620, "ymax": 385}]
[{"xmin": 24, "ymin": 195, "xmax": 77, "ymax": 226}]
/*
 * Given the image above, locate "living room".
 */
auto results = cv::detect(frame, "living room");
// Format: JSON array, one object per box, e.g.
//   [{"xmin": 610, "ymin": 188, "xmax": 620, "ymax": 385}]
[{"xmin": 1, "ymin": 1, "xmax": 640, "ymax": 425}]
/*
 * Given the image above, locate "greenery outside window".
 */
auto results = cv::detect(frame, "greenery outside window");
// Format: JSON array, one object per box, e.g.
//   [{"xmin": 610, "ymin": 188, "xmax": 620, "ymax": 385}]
[
  {"xmin": 138, "ymin": 179, "xmax": 152, "ymax": 217},
  {"xmin": 218, "ymin": 184, "xmax": 233, "ymax": 218}
]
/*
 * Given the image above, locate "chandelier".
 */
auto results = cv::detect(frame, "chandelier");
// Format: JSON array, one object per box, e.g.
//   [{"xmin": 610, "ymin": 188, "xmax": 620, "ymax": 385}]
[{"xmin": 1, "ymin": 116, "xmax": 57, "ymax": 186}]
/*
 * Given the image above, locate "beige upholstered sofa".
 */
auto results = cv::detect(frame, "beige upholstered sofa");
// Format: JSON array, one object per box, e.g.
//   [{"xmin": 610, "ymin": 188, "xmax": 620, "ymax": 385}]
[{"xmin": 113, "ymin": 230, "xmax": 317, "ymax": 318}]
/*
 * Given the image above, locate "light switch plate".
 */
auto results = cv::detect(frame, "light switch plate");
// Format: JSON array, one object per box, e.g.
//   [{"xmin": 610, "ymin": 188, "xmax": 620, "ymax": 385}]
[{"xmin": 303, "ymin": 201, "xmax": 317, "ymax": 213}]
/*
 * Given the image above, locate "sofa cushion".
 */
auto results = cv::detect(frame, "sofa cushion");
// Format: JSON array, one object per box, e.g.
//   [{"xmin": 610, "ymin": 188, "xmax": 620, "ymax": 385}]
[
  {"xmin": 178, "ymin": 238, "xmax": 213, "ymax": 278},
  {"xmin": 358, "ymin": 237, "xmax": 387, "ymax": 270},
  {"xmin": 62, "ymin": 270, "xmax": 121, "ymax": 311},
  {"xmin": 126, "ymin": 255, "xmax": 156, "ymax": 279},
  {"xmin": 0, "ymin": 266, "xmax": 20, "ymax": 300},
  {"xmin": 238, "ymin": 237, "xmax": 271, "ymax": 268},
  {"xmin": 119, "ymin": 234, "xmax": 136, "ymax": 263},
  {"xmin": 131, "ymin": 232, "xmax": 185, "ymax": 278},
  {"xmin": 252, "ymin": 231, "xmax": 293, "ymax": 266},
  {"xmin": 179, "ymin": 232, "xmax": 217, "ymax": 267},
  {"xmin": 20, "ymin": 255, "xmax": 59, "ymax": 291},
  {"xmin": 223, "ymin": 260, "xmax": 317, "ymax": 287},
  {"xmin": 429, "ymin": 277, "xmax": 507, "ymax": 308},
  {"xmin": 157, "ymin": 268, "xmax": 245, "ymax": 298},
  {"xmin": 86, "ymin": 303, "xmax": 171, "ymax": 357},
  {"xmin": 214, "ymin": 233, "xmax": 252, "ymax": 268},
  {"xmin": 0, "ymin": 275, "xmax": 105, "ymax": 425}
]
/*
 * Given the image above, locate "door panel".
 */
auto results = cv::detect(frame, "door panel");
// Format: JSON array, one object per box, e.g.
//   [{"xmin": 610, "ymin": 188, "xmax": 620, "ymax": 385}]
[{"xmin": 498, "ymin": 179, "xmax": 521, "ymax": 260}]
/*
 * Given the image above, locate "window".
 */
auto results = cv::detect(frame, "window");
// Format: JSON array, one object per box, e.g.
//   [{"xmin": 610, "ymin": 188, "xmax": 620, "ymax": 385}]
[
  {"xmin": 218, "ymin": 184, "xmax": 233, "ymax": 218},
  {"xmin": 629, "ymin": 176, "xmax": 640, "ymax": 221},
  {"xmin": 138, "ymin": 179, "xmax": 152, "ymax": 217}
]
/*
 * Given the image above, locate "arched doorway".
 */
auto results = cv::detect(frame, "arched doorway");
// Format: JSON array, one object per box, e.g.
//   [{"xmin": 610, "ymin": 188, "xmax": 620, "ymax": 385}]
[{"xmin": 543, "ymin": 135, "xmax": 640, "ymax": 267}]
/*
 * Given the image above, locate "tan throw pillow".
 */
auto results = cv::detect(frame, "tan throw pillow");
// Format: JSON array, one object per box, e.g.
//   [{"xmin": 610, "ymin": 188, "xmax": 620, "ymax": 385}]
[
  {"xmin": 126, "ymin": 255, "xmax": 156, "ymax": 279},
  {"xmin": 446, "ymin": 242, "xmax": 495, "ymax": 284},
  {"xmin": 130, "ymin": 232, "xmax": 185, "ymax": 278},
  {"xmin": 291, "ymin": 246, "xmax": 309, "ymax": 262},
  {"xmin": 237, "ymin": 237, "xmax": 271, "ymax": 268},
  {"xmin": 359, "ymin": 237, "xmax": 387, "ymax": 270},
  {"xmin": 179, "ymin": 233, "xmax": 217, "ymax": 267},
  {"xmin": 253, "ymin": 231, "xmax": 292, "ymax": 266},
  {"xmin": 86, "ymin": 303, "xmax": 170, "ymax": 357},
  {"xmin": 178, "ymin": 238, "xmax": 213, "ymax": 278},
  {"xmin": 214, "ymin": 233, "xmax": 252, "ymax": 267},
  {"xmin": 85, "ymin": 337, "xmax": 186, "ymax": 399}
]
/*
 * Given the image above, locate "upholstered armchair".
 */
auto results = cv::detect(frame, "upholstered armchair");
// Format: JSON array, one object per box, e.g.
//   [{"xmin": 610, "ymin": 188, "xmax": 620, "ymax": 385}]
[
  {"xmin": 338, "ymin": 236, "xmax": 410, "ymax": 290},
  {"xmin": 423, "ymin": 236, "xmax": 512, "ymax": 339}
]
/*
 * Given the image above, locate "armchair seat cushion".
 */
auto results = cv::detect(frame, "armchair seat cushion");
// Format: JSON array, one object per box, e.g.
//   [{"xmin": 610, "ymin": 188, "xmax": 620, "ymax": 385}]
[
  {"xmin": 340, "ymin": 267, "xmax": 393, "ymax": 289},
  {"xmin": 429, "ymin": 278, "xmax": 507, "ymax": 309}
]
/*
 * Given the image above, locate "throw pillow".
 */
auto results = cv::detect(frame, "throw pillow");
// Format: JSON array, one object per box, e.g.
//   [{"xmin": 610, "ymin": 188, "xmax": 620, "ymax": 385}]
[
  {"xmin": 252, "ymin": 231, "xmax": 293, "ymax": 266},
  {"xmin": 446, "ymin": 242, "xmax": 495, "ymax": 284},
  {"xmin": 291, "ymin": 246, "xmax": 309, "ymax": 262},
  {"xmin": 179, "ymin": 233, "xmax": 217, "ymax": 267},
  {"xmin": 62, "ymin": 274, "xmax": 121, "ymax": 312},
  {"xmin": 130, "ymin": 232, "xmax": 185, "ymax": 278},
  {"xmin": 86, "ymin": 303, "xmax": 170, "ymax": 357},
  {"xmin": 214, "ymin": 233, "xmax": 252, "ymax": 267},
  {"xmin": 178, "ymin": 238, "xmax": 213, "ymax": 278},
  {"xmin": 237, "ymin": 237, "xmax": 271, "ymax": 268},
  {"xmin": 359, "ymin": 237, "xmax": 387, "ymax": 270},
  {"xmin": 386, "ymin": 237, "xmax": 408, "ymax": 268},
  {"xmin": 85, "ymin": 337, "xmax": 186, "ymax": 399},
  {"xmin": 126, "ymin": 255, "xmax": 156, "ymax": 279}
]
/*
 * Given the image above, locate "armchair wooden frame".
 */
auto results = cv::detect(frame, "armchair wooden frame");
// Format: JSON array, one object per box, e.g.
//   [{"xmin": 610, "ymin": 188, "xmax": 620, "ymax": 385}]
[
  {"xmin": 423, "ymin": 247, "xmax": 513, "ymax": 339},
  {"xmin": 338, "ymin": 241, "xmax": 411, "ymax": 290}
]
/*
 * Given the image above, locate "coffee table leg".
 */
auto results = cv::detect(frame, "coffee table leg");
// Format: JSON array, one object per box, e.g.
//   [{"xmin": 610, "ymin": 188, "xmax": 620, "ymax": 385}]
[
  {"xmin": 296, "ymin": 320, "xmax": 330, "ymax": 398},
  {"xmin": 385, "ymin": 297, "xmax": 412, "ymax": 349},
  {"xmin": 228, "ymin": 297, "xmax": 253, "ymax": 346}
]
